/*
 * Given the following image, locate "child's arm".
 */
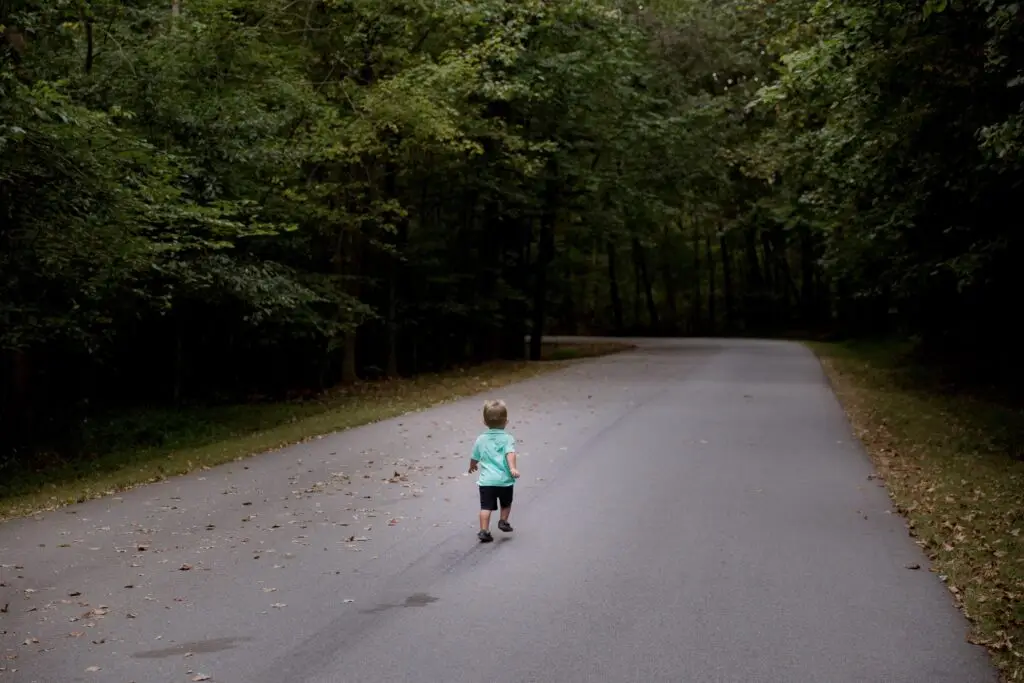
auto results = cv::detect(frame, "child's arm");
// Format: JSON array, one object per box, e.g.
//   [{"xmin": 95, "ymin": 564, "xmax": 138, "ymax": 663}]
[
  {"xmin": 468, "ymin": 439, "xmax": 479, "ymax": 473},
  {"xmin": 506, "ymin": 451, "xmax": 520, "ymax": 479}
]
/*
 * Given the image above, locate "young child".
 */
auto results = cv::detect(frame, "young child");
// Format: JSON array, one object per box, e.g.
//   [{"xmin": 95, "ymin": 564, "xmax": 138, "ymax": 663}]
[{"xmin": 468, "ymin": 399, "xmax": 520, "ymax": 543}]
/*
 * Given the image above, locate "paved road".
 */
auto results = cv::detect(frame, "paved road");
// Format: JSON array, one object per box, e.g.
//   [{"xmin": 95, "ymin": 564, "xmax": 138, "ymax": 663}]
[{"xmin": 0, "ymin": 339, "xmax": 996, "ymax": 682}]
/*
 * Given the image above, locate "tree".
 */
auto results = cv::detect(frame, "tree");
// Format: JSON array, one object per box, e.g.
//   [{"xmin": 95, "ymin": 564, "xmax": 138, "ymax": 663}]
[{"xmin": 4, "ymin": 0, "xmax": 1023, "ymax": 463}]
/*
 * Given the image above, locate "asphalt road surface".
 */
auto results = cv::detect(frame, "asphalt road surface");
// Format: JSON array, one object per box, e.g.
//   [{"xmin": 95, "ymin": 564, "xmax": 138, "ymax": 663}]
[{"xmin": 0, "ymin": 339, "xmax": 997, "ymax": 683}]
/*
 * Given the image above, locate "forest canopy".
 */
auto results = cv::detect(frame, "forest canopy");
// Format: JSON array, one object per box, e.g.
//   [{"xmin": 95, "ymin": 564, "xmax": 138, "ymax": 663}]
[{"xmin": 2, "ymin": 0, "xmax": 1022, "ymax": 457}]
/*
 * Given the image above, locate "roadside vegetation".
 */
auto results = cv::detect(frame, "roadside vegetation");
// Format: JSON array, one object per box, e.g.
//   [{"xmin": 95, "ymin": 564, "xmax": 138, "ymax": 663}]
[
  {"xmin": 0, "ymin": 341, "xmax": 631, "ymax": 520},
  {"xmin": 815, "ymin": 341, "xmax": 1024, "ymax": 680}
]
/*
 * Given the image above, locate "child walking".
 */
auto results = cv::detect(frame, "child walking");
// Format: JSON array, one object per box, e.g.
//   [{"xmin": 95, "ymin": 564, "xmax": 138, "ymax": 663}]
[{"xmin": 469, "ymin": 399, "xmax": 519, "ymax": 542}]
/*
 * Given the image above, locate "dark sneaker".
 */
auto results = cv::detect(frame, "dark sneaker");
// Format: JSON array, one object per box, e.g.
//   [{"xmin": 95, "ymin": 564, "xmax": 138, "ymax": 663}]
[
  {"xmin": 498, "ymin": 520, "xmax": 513, "ymax": 533},
  {"xmin": 477, "ymin": 530, "xmax": 493, "ymax": 543}
]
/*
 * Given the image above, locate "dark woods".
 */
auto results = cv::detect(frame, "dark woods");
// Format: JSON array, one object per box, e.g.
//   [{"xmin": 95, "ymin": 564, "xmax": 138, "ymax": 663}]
[{"xmin": 2, "ymin": 0, "xmax": 1023, "ymax": 460}]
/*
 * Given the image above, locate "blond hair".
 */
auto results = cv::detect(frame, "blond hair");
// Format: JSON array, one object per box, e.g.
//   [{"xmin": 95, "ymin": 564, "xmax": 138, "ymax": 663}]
[{"xmin": 483, "ymin": 399, "xmax": 508, "ymax": 429}]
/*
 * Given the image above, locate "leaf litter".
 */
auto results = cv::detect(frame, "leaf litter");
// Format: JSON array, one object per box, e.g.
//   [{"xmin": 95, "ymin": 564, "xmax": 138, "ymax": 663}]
[
  {"xmin": 817, "ymin": 344, "xmax": 1024, "ymax": 680},
  {"xmin": 0, "ymin": 357, "xmax": 616, "ymax": 679}
]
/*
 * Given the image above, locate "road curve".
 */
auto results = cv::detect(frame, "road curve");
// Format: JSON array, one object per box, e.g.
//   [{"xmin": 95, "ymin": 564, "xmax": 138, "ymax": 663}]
[{"xmin": 0, "ymin": 339, "xmax": 996, "ymax": 682}]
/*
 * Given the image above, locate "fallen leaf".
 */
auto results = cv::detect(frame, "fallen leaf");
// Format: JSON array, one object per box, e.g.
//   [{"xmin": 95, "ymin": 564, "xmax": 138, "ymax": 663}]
[
  {"xmin": 192, "ymin": 674, "xmax": 212, "ymax": 681},
  {"xmin": 905, "ymin": 563, "xmax": 921, "ymax": 570},
  {"xmin": 179, "ymin": 564, "xmax": 193, "ymax": 571},
  {"xmin": 85, "ymin": 666, "xmax": 100, "ymax": 672}
]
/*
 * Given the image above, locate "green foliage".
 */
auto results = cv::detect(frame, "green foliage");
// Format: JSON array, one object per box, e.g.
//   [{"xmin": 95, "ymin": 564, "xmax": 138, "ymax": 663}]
[
  {"xmin": 3, "ymin": 0, "xmax": 1022, "ymax": 462},
  {"xmin": 744, "ymin": 0, "xmax": 1023, "ymax": 349}
]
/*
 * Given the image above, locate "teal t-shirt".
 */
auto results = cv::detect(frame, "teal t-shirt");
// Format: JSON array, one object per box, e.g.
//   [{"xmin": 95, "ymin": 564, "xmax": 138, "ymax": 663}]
[{"xmin": 472, "ymin": 429, "xmax": 516, "ymax": 487}]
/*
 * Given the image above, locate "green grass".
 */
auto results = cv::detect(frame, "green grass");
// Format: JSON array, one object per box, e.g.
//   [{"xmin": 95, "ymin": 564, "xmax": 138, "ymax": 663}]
[
  {"xmin": 811, "ymin": 340, "xmax": 1024, "ymax": 681},
  {"xmin": 0, "ymin": 341, "xmax": 632, "ymax": 521}
]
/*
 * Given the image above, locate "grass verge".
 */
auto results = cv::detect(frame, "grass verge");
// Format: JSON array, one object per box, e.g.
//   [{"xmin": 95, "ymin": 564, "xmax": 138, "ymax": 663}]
[
  {"xmin": 0, "ymin": 341, "xmax": 633, "ymax": 521},
  {"xmin": 811, "ymin": 340, "xmax": 1024, "ymax": 681}
]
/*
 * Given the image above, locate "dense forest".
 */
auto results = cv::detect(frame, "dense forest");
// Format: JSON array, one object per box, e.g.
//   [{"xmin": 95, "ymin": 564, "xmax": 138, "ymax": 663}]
[{"xmin": 2, "ymin": 0, "xmax": 1022, "ymax": 459}]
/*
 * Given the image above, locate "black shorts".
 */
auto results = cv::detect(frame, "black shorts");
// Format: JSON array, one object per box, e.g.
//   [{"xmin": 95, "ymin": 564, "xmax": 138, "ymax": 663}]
[{"xmin": 479, "ymin": 485, "xmax": 514, "ymax": 511}]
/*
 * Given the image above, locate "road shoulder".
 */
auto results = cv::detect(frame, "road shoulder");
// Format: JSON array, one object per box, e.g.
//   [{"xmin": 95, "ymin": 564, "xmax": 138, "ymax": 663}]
[{"xmin": 813, "ymin": 340, "xmax": 1022, "ymax": 680}]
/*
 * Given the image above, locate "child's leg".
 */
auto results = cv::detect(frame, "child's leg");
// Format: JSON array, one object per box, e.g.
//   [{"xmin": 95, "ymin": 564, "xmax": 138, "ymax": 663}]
[
  {"xmin": 479, "ymin": 487, "xmax": 498, "ymax": 530},
  {"xmin": 498, "ymin": 486, "xmax": 513, "ymax": 520},
  {"xmin": 497, "ymin": 486, "xmax": 514, "ymax": 532}
]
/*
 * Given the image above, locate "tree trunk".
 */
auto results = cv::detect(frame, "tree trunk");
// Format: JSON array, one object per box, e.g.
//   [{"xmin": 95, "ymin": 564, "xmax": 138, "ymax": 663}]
[
  {"xmin": 775, "ymin": 244, "xmax": 801, "ymax": 314},
  {"xmin": 633, "ymin": 238, "xmax": 659, "ymax": 331},
  {"xmin": 564, "ymin": 260, "xmax": 579, "ymax": 335},
  {"xmin": 587, "ymin": 241, "xmax": 600, "ymax": 333},
  {"xmin": 384, "ymin": 162, "xmax": 407, "ymax": 378},
  {"xmin": 480, "ymin": 205, "xmax": 503, "ymax": 361},
  {"xmin": 528, "ymin": 152, "xmax": 560, "ymax": 359},
  {"xmin": 704, "ymin": 225, "xmax": 716, "ymax": 335},
  {"xmin": 386, "ymin": 260, "xmax": 399, "ymax": 378},
  {"xmin": 173, "ymin": 315, "xmax": 184, "ymax": 404},
  {"xmin": 799, "ymin": 223, "xmax": 816, "ymax": 324},
  {"xmin": 744, "ymin": 227, "xmax": 763, "ymax": 286},
  {"xmin": 606, "ymin": 240, "xmax": 624, "ymax": 334},
  {"xmin": 691, "ymin": 219, "xmax": 702, "ymax": 334},
  {"xmin": 500, "ymin": 218, "xmax": 531, "ymax": 360},
  {"xmin": 760, "ymin": 232, "xmax": 776, "ymax": 294},
  {"xmin": 337, "ymin": 228, "xmax": 360, "ymax": 385},
  {"xmin": 632, "ymin": 245, "xmax": 641, "ymax": 328},
  {"xmin": 816, "ymin": 268, "xmax": 829, "ymax": 327},
  {"xmin": 341, "ymin": 333, "xmax": 358, "ymax": 384},
  {"xmin": 743, "ymin": 226, "xmax": 763, "ymax": 329},
  {"xmin": 529, "ymin": 203, "xmax": 556, "ymax": 361},
  {"xmin": 661, "ymin": 224, "xmax": 678, "ymax": 330},
  {"xmin": 719, "ymin": 228, "xmax": 736, "ymax": 332}
]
